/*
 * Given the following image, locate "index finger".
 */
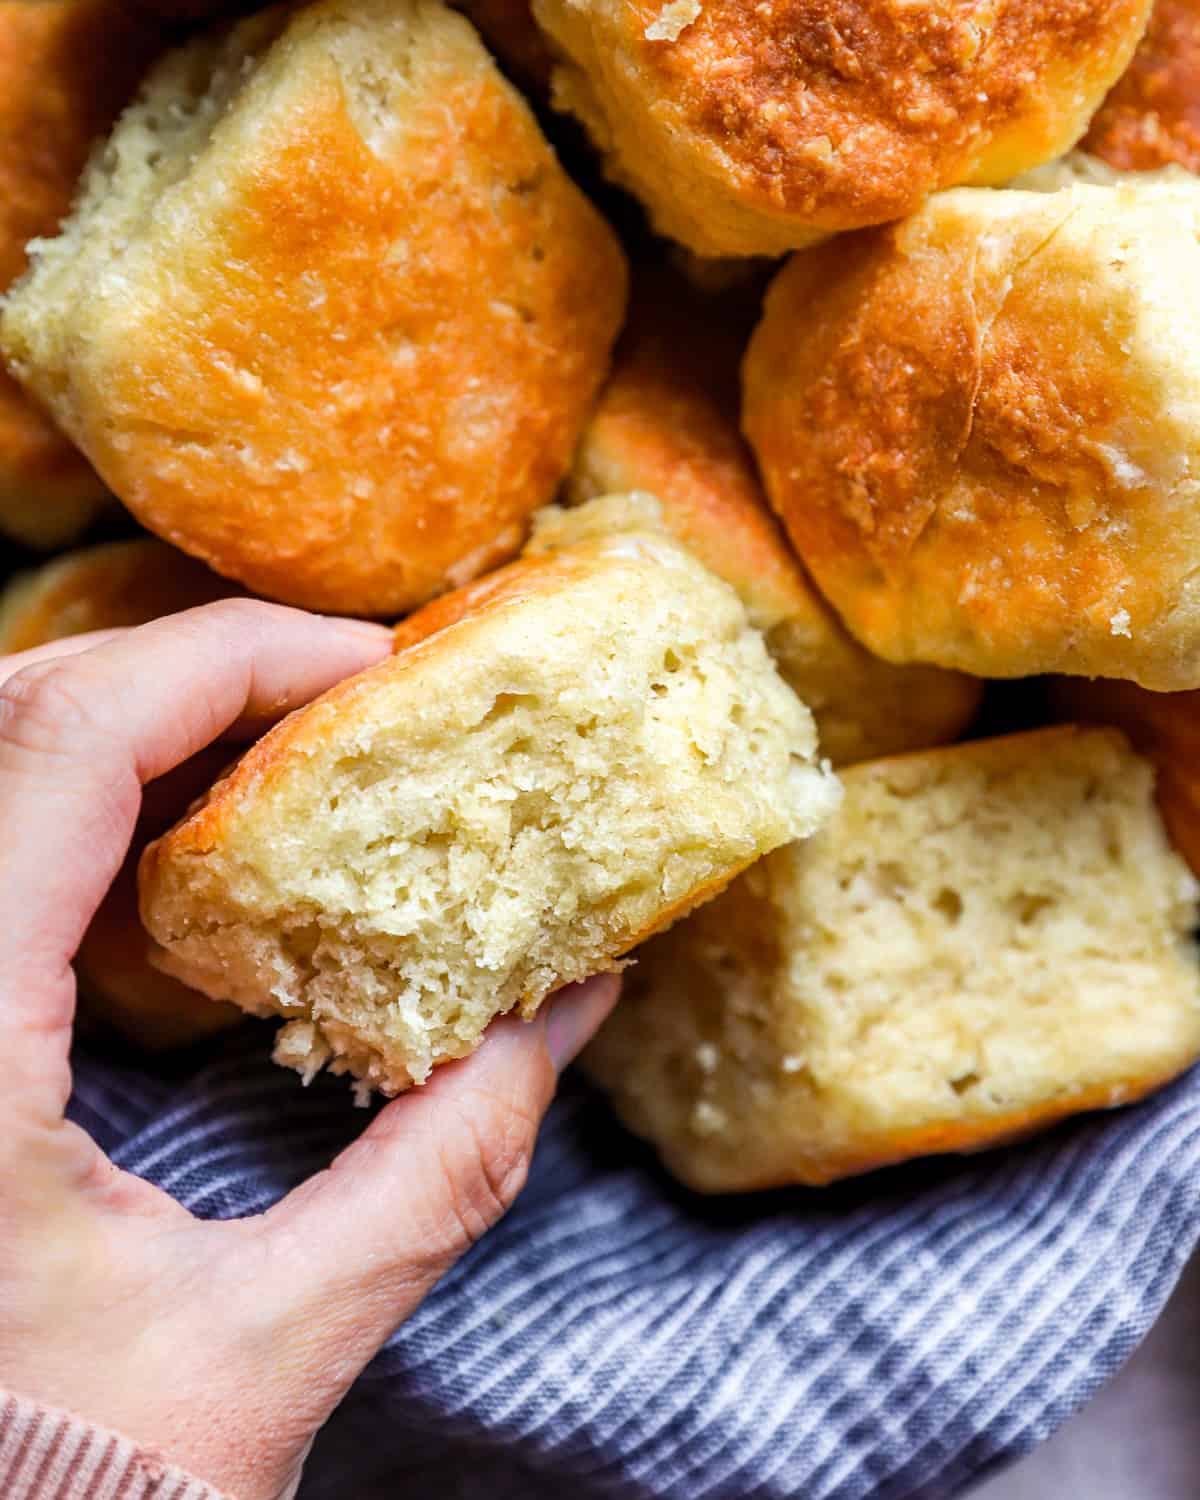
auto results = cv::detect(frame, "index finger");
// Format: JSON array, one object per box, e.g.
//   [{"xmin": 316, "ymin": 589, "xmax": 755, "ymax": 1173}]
[
  {"xmin": 0, "ymin": 628, "xmax": 132, "ymax": 686},
  {"xmin": 0, "ymin": 599, "xmax": 392, "ymax": 1093}
]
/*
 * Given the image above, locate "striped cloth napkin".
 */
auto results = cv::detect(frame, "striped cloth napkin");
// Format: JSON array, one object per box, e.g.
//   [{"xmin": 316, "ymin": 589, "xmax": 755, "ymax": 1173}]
[{"xmin": 69, "ymin": 1026, "xmax": 1200, "ymax": 1500}]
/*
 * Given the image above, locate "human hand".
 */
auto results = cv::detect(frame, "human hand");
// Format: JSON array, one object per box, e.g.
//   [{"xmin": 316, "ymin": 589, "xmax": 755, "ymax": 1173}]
[{"xmin": 0, "ymin": 599, "xmax": 620, "ymax": 1499}]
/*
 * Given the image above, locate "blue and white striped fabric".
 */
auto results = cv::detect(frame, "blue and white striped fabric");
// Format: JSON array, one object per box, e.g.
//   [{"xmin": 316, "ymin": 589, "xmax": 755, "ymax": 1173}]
[{"xmin": 70, "ymin": 1026, "xmax": 1200, "ymax": 1500}]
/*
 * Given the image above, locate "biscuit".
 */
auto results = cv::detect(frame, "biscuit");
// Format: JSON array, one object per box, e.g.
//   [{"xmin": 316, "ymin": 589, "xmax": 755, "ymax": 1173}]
[
  {"xmin": 0, "ymin": 0, "xmax": 164, "ymax": 547},
  {"xmin": 140, "ymin": 524, "xmax": 841, "ymax": 1096},
  {"xmin": 0, "ymin": 538, "xmax": 234, "ymax": 655},
  {"xmin": 744, "ymin": 172, "xmax": 1200, "ymax": 689},
  {"xmin": 553, "ymin": 282, "xmax": 979, "ymax": 764},
  {"xmin": 1082, "ymin": 0, "xmax": 1200, "ymax": 171},
  {"xmin": 534, "ymin": 0, "xmax": 1151, "ymax": 256},
  {"xmin": 584, "ymin": 727, "xmax": 1200, "ymax": 1191},
  {"xmin": 1048, "ymin": 676, "xmax": 1200, "ymax": 877},
  {"xmin": 0, "ymin": 0, "xmax": 627, "ymax": 615}
]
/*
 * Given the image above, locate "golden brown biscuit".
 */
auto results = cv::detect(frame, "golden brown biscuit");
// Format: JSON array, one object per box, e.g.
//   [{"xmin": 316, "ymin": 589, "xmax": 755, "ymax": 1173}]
[
  {"xmin": 0, "ymin": 0, "xmax": 165, "ymax": 547},
  {"xmin": 1082, "ymin": 0, "xmax": 1200, "ymax": 171},
  {"xmin": 744, "ymin": 172, "xmax": 1200, "ymax": 690},
  {"xmin": 584, "ymin": 727, "xmax": 1200, "ymax": 1191},
  {"xmin": 1, "ymin": 0, "xmax": 627, "ymax": 615},
  {"xmin": 140, "ymin": 523, "xmax": 841, "ymax": 1096},
  {"xmin": 1047, "ymin": 676, "xmax": 1200, "ymax": 877},
  {"xmin": 535, "ymin": 0, "xmax": 1151, "ymax": 257},
  {"xmin": 553, "ymin": 282, "xmax": 979, "ymax": 764},
  {"xmin": 0, "ymin": 538, "xmax": 234, "ymax": 655}
]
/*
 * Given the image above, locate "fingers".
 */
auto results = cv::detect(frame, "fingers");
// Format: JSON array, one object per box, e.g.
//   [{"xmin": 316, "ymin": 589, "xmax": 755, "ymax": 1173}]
[
  {"xmin": 0, "ymin": 600, "xmax": 392, "ymax": 1093},
  {"xmin": 254, "ymin": 976, "xmax": 621, "ymax": 1370},
  {"xmin": 0, "ymin": 629, "xmax": 131, "ymax": 687}
]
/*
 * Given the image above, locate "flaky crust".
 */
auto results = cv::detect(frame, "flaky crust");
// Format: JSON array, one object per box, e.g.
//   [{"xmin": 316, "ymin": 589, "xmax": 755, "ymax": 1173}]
[
  {"xmin": 0, "ymin": 0, "xmax": 163, "ymax": 546},
  {"xmin": 2, "ymin": 0, "xmax": 626, "ymax": 614},
  {"xmin": 1083, "ymin": 0, "xmax": 1200, "ymax": 170},
  {"xmin": 0, "ymin": 538, "xmax": 234, "ymax": 655},
  {"xmin": 744, "ymin": 175, "xmax": 1200, "ymax": 689},
  {"xmin": 535, "ymin": 0, "xmax": 1151, "ymax": 256},
  {"xmin": 563, "ymin": 275, "xmax": 979, "ymax": 764}
]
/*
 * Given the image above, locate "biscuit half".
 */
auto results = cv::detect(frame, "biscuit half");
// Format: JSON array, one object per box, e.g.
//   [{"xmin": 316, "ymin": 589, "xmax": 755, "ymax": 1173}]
[
  {"xmin": 1048, "ymin": 675, "xmax": 1200, "ymax": 879},
  {"xmin": 584, "ymin": 727, "xmax": 1200, "ymax": 1190},
  {"xmin": 140, "ymin": 524, "xmax": 841, "ymax": 1095}
]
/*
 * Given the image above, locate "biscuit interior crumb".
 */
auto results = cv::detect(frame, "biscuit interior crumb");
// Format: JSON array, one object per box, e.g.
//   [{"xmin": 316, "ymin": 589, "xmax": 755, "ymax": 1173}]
[
  {"xmin": 142, "ymin": 532, "xmax": 840, "ymax": 1094},
  {"xmin": 585, "ymin": 728, "xmax": 1200, "ymax": 1189}
]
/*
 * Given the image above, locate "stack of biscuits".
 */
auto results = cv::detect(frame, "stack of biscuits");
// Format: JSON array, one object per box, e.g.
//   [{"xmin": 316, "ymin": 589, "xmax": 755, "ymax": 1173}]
[{"xmin": 4, "ymin": 0, "xmax": 1200, "ymax": 1190}]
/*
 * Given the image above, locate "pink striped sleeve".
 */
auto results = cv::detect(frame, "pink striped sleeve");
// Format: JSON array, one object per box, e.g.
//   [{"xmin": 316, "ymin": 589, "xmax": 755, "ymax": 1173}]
[{"xmin": 0, "ymin": 1392, "xmax": 232, "ymax": 1500}]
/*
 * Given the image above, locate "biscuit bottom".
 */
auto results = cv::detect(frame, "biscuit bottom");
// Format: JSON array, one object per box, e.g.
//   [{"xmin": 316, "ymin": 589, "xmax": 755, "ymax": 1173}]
[
  {"xmin": 141, "ymin": 533, "xmax": 839, "ymax": 1095},
  {"xmin": 584, "ymin": 726, "xmax": 1200, "ymax": 1190}
]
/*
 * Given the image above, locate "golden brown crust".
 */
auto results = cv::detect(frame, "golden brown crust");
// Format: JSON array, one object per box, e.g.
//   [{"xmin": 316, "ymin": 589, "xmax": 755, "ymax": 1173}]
[
  {"xmin": 1047, "ymin": 676, "xmax": 1200, "ymax": 877},
  {"xmin": 567, "ymin": 277, "xmax": 802, "ymax": 626},
  {"xmin": 536, "ymin": 0, "xmax": 1151, "ymax": 255},
  {"xmin": 389, "ymin": 538, "xmax": 616, "ymax": 654},
  {"xmin": 4, "ymin": 0, "xmax": 627, "ymax": 614},
  {"xmin": 565, "ymin": 274, "xmax": 981, "ymax": 763},
  {"xmin": 0, "ymin": 0, "xmax": 163, "ymax": 545},
  {"xmin": 722, "ymin": 1074, "xmax": 1179, "ymax": 1189},
  {"xmin": 1083, "ymin": 0, "xmax": 1200, "ymax": 171},
  {"xmin": 0, "ymin": 539, "xmax": 235, "ymax": 655},
  {"xmin": 744, "ymin": 179, "xmax": 1200, "ymax": 689}
]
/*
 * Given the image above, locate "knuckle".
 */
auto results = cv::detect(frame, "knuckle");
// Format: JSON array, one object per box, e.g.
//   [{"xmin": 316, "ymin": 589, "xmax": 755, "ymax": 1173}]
[
  {"xmin": 435, "ymin": 1096, "xmax": 540, "ymax": 1252},
  {"xmin": 184, "ymin": 595, "xmax": 295, "ymax": 636}
]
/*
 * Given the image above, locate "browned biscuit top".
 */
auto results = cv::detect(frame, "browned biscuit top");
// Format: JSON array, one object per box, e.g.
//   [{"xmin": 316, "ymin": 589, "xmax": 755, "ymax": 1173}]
[
  {"xmin": 538, "ymin": 0, "xmax": 1151, "ymax": 252},
  {"xmin": 1, "ymin": 0, "xmax": 627, "ymax": 612},
  {"xmin": 0, "ymin": 538, "xmax": 236, "ymax": 654},
  {"xmin": 743, "ymin": 177, "xmax": 1200, "ymax": 688},
  {"xmin": 1083, "ymin": 0, "xmax": 1200, "ymax": 170},
  {"xmin": 0, "ymin": 0, "xmax": 164, "ymax": 540}
]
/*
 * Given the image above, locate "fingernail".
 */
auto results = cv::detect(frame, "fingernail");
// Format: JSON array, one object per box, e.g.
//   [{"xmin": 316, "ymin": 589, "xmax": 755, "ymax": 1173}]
[{"xmin": 545, "ymin": 975, "xmax": 621, "ymax": 1073}]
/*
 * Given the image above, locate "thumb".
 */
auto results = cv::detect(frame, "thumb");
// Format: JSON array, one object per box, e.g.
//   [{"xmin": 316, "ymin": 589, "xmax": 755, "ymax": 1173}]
[{"xmin": 249, "ymin": 974, "xmax": 620, "ymax": 1370}]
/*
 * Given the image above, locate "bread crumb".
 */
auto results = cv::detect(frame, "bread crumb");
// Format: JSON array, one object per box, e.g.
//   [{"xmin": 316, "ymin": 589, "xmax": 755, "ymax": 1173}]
[
  {"xmin": 645, "ymin": 0, "xmax": 700, "ymax": 42},
  {"xmin": 695, "ymin": 1041, "xmax": 719, "ymax": 1072},
  {"xmin": 1110, "ymin": 608, "xmax": 1132, "ymax": 637}
]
